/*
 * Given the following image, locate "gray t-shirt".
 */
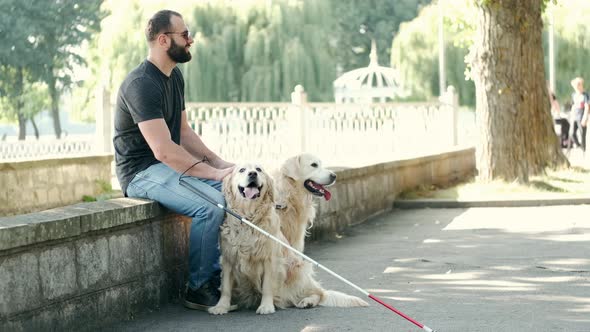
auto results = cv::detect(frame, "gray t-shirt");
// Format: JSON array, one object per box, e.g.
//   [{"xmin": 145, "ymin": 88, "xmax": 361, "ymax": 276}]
[{"xmin": 113, "ymin": 60, "xmax": 185, "ymax": 195}]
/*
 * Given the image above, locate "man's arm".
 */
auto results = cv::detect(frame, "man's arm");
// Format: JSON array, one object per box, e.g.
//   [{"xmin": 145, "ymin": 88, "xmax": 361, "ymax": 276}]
[
  {"xmin": 179, "ymin": 111, "xmax": 234, "ymax": 169},
  {"xmin": 138, "ymin": 118, "xmax": 232, "ymax": 180}
]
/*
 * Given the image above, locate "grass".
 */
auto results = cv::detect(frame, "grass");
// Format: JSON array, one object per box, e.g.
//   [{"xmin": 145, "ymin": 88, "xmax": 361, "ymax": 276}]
[
  {"xmin": 398, "ymin": 166, "xmax": 590, "ymax": 200},
  {"xmin": 82, "ymin": 180, "xmax": 123, "ymax": 202}
]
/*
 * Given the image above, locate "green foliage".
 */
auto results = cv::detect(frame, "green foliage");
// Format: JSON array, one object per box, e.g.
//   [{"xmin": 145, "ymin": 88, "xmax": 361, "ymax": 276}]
[
  {"xmin": 0, "ymin": 0, "xmax": 106, "ymax": 135},
  {"xmin": 543, "ymin": 1, "xmax": 590, "ymax": 105},
  {"xmin": 82, "ymin": 179, "xmax": 121, "ymax": 202},
  {"xmin": 183, "ymin": 0, "xmax": 337, "ymax": 102},
  {"xmin": 329, "ymin": 0, "xmax": 432, "ymax": 73},
  {"xmin": 391, "ymin": 0, "xmax": 476, "ymax": 105}
]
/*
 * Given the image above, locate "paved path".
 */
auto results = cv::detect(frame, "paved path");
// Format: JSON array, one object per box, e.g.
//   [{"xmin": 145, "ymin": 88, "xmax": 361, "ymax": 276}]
[{"xmin": 108, "ymin": 205, "xmax": 590, "ymax": 332}]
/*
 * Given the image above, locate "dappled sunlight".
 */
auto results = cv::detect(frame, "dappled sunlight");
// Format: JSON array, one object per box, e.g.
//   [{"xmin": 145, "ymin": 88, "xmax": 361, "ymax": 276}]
[
  {"xmin": 383, "ymin": 266, "xmax": 419, "ymax": 274},
  {"xmin": 541, "ymin": 258, "xmax": 590, "ymax": 266},
  {"xmin": 423, "ymin": 238, "xmax": 442, "ymax": 243},
  {"xmin": 490, "ymin": 265, "xmax": 526, "ymax": 271},
  {"xmin": 300, "ymin": 326, "xmax": 322, "ymax": 332},
  {"xmin": 366, "ymin": 288, "xmax": 399, "ymax": 294},
  {"xmin": 512, "ymin": 276, "xmax": 580, "ymax": 283},
  {"xmin": 444, "ymin": 206, "xmax": 590, "ymax": 234},
  {"xmin": 535, "ymin": 233, "xmax": 590, "ymax": 242},
  {"xmin": 569, "ymin": 305, "xmax": 590, "ymax": 313},
  {"xmin": 379, "ymin": 295, "xmax": 422, "ymax": 302},
  {"xmin": 419, "ymin": 271, "xmax": 487, "ymax": 280}
]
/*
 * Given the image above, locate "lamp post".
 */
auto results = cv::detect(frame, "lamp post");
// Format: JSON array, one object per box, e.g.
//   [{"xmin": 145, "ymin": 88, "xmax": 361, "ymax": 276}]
[
  {"xmin": 438, "ymin": 0, "xmax": 446, "ymax": 96},
  {"xmin": 548, "ymin": 2, "xmax": 556, "ymax": 93}
]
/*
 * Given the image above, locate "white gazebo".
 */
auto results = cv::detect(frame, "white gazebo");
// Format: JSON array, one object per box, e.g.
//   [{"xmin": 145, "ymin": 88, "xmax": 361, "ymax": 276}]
[{"xmin": 333, "ymin": 39, "xmax": 407, "ymax": 103}]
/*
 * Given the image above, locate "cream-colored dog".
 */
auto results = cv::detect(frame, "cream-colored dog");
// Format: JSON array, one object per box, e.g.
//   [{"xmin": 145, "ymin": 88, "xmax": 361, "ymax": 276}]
[
  {"xmin": 209, "ymin": 163, "xmax": 367, "ymax": 315},
  {"xmin": 275, "ymin": 153, "xmax": 336, "ymax": 252}
]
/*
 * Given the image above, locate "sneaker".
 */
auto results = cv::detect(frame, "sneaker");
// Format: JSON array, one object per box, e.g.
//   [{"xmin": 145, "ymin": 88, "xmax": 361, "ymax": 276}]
[{"xmin": 183, "ymin": 280, "xmax": 237, "ymax": 312}]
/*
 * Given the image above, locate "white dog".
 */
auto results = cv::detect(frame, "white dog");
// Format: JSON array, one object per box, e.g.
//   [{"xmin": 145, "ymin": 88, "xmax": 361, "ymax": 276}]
[
  {"xmin": 209, "ymin": 163, "xmax": 367, "ymax": 315},
  {"xmin": 274, "ymin": 153, "xmax": 336, "ymax": 252}
]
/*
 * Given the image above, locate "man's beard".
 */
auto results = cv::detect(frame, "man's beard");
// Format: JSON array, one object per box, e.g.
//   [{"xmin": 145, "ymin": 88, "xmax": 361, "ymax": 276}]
[{"xmin": 167, "ymin": 38, "xmax": 192, "ymax": 63}]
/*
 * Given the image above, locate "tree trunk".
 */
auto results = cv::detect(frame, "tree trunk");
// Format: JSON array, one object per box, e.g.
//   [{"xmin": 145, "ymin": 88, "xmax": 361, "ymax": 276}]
[
  {"xmin": 469, "ymin": 0, "xmax": 568, "ymax": 182},
  {"xmin": 17, "ymin": 113, "xmax": 27, "ymax": 140},
  {"xmin": 30, "ymin": 116, "xmax": 40, "ymax": 139},
  {"xmin": 15, "ymin": 67, "xmax": 27, "ymax": 140},
  {"xmin": 47, "ymin": 70, "xmax": 62, "ymax": 139}
]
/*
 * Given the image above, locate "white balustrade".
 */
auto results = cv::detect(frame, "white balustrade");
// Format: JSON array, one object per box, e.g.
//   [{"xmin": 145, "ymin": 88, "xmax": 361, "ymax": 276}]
[{"xmin": 1, "ymin": 86, "xmax": 473, "ymax": 168}]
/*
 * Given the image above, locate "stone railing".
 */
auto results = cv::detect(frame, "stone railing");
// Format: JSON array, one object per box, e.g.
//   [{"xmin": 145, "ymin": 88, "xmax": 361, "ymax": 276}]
[
  {"xmin": 0, "ymin": 135, "xmax": 96, "ymax": 161},
  {"xmin": 1, "ymin": 86, "xmax": 474, "ymax": 169},
  {"xmin": 185, "ymin": 86, "xmax": 472, "ymax": 170},
  {"xmin": 0, "ymin": 154, "xmax": 113, "ymax": 216},
  {"xmin": 0, "ymin": 147, "xmax": 475, "ymax": 331}
]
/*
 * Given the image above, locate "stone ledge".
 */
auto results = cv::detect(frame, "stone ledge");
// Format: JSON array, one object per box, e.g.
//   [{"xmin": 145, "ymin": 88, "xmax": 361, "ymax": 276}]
[{"xmin": 0, "ymin": 198, "xmax": 164, "ymax": 251}]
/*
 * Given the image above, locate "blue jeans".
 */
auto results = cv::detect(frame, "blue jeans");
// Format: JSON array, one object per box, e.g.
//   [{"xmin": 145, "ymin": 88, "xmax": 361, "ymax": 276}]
[{"xmin": 127, "ymin": 162, "xmax": 225, "ymax": 290}]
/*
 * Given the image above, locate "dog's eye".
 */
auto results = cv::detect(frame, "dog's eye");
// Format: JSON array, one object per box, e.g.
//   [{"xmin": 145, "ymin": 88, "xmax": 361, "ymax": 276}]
[
  {"xmin": 239, "ymin": 168, "xmax": 246, "ymax": 173},
  {"xmin": 311, "ymin": 163, "xmax": 318, "ymax": 168},
  {"xmin": 255, "ymin": 167, "xmax": 262, "ymax": 172}
]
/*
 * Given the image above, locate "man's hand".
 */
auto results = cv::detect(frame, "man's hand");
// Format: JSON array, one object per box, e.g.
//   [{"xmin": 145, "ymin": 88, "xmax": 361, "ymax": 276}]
[
  {"xmin": 210, "ymin": 157, "xmax": 235, "ymax": 169},
  {"xmin": 214, "ymin": 166, "xmax": 234, "ymax": 181}
]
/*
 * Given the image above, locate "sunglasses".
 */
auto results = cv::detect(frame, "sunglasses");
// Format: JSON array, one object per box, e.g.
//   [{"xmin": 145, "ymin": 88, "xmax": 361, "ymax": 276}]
[{"xmin": 163, "ymin": 30, "xmax": 191, "ymax": 41}]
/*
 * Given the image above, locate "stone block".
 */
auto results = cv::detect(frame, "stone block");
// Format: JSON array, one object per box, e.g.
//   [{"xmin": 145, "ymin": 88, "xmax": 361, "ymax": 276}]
[
  {"xmin": 161, "ymin": 216, "xmax": 189, "ymax": 270},
  {"xmin": 108, "ymin": 233, "xmax": 142, "ymax": 282},
  {"xmin": 0, "ymin": 208, "xmax": 82, "ymax": 251},
  {"xmin": 0, "ymin": 252, "xmax": 41, "ymax": 316},
  {"xmin": 97, "ymin": 286, "xmax": 131, "ymax": 322},
  {"xmin": 76, "ymin": 238, "xmax": 109, "ymax": 290},
  {"xmin": 34, "ymin": 188, "xmax": 49, "ymax": 206},
  {"xmin": 78, "ymin": 199, "xmax": 163, "ymax": 233},
  {"xmin": 141, "ymin": 224, "xmax": 162, "ymax": 273},
  {"xmin": 59, "ymin": 293, "xmax": 100, "ymax": 331},
  {"xmin": 39, "ymin": 246, "xmax": 77, "ymax": 300}
]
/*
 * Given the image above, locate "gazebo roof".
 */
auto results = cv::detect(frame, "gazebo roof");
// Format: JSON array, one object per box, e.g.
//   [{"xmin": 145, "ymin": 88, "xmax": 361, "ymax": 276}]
[{"xmin": 333, "ymin": 39, "xmax": 406, "ymax": 103}]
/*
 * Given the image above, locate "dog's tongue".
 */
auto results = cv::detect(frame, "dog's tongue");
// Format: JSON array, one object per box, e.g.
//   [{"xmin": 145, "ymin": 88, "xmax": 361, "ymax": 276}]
[
  {"xmin": 323, "ymin": 188, "xmax": 332, "ymax": 201},
  {"xmin": 244, "ymin": 187, "xmax": 259, "ymax": 199},
  {"xmin": 314, "ymin": 183, "xmax": 331, "ymax": 201}
]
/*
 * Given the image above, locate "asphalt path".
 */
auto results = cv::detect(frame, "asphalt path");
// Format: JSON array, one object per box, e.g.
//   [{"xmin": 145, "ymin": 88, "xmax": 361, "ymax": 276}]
[{"xmin": 108, "ymin": 205, "xmax": 590, "ymax": 332}]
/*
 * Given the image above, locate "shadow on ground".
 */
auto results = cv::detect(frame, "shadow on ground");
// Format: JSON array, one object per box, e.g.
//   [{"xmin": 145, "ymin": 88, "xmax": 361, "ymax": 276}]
[{"xmin": 109, "ymin": 205, "xmax": 590, "ymax": 332}]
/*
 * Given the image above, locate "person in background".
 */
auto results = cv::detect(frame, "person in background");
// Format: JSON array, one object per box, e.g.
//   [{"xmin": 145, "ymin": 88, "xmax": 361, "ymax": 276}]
[
  {"xmin": 113, "ymin": 10, "xmax": 235, "ymax": 311},
  {"xmin": 569, "ymin": 77, "xmax": 589, "ymax": 151},
  {"xmin": 549, "ymin": 91, "xmax": 570, "ymax": 148}
]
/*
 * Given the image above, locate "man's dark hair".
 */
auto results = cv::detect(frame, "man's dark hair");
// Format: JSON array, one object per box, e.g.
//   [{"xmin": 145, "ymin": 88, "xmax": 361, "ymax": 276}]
[{"xmin": 145, "ymin": 10, "xmax": 182, "ymax": 42}]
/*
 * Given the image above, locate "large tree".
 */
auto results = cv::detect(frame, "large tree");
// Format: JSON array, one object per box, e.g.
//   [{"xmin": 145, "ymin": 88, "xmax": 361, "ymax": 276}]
[
  {"xmin": 469, "ymin": 0, "xmax": 567, "ymax": 182},
  {"xmin": 35, "ymin": 0, "xmax": 105, "ymax": 138}
]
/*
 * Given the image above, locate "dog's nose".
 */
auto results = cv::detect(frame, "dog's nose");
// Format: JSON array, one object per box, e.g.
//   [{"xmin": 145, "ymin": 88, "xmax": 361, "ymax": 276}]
[
  {"xmin": 248, "ymin": 171, "xmax": 258, "ymax": 178},
  {"xmin": 330, "ymin": 172, "xmax": 336, "ymax": 181}
]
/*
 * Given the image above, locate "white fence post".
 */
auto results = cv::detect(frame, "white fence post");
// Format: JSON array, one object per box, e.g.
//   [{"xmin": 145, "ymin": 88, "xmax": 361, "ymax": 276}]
[
  {"xmin": 95, "ymin": 86, "xmax": 112, "ymax": 154},
  {"xmin": 440, "ymin": 85, "xmax": 459, "ymax": 146},
  {"xmin": 290, "ymin": 85, "xmax": 308, "ymax": 154}
]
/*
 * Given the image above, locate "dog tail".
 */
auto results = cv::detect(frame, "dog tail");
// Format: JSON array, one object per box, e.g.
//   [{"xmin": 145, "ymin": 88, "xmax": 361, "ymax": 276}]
[{"xmin": 319, "ymin": 290, "xmax": 369, "ymax": 307}]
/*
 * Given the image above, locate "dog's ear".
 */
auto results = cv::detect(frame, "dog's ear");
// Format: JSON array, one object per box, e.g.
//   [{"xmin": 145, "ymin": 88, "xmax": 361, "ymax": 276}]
[
  {"xmin": 222, "ymin": 171, "xmax": 235, "ymax": 201},
  {"xmin": 280, "ymin": 155, "xmax": 301, "ymax": 180},
  {"xmin": 263, "ymin": 174, "xmax": 275, "ymax": 205}
]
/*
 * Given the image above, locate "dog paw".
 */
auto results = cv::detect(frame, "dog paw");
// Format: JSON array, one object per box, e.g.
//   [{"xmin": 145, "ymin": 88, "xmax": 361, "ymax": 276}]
[
  {"xmin": 296, "ymin": 296, "xmax": 320, "ymax": 309},
  {"xmin": 208, "ymin": 305, "xmax": 229, "ymax": 315},
  {"xmin": 256, "ymin": 303, "xmax": 275, "ymax": 315}
]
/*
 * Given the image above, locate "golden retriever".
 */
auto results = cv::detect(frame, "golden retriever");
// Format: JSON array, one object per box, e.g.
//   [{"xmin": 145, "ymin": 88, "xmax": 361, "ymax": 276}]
[
  {"xmin": 274, "ymin": 153, "xmax": 336, "ymax": 252},
  {"xmin": 209, "ymin": 163, "xmax": 367, "ymax": 315}
]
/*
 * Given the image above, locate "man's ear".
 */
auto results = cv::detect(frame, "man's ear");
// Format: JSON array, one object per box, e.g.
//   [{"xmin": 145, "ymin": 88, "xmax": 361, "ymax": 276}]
[
  {"xmin": 156, "ymin": 34, "xmax": 169, "ymax": 48},
  {"xmin": 280, "ymin": 155, "xmax": 301, "ymax": 180}
]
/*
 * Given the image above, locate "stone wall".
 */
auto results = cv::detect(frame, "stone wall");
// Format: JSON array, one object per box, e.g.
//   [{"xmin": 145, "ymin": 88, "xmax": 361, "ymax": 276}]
[
  {"xmin": 0, "ymin": 155, "xmax": 114, "ymax": 217},
  {"xmin": 0, "ymin": 147, "xmax": 475, "ymax": 331}
]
